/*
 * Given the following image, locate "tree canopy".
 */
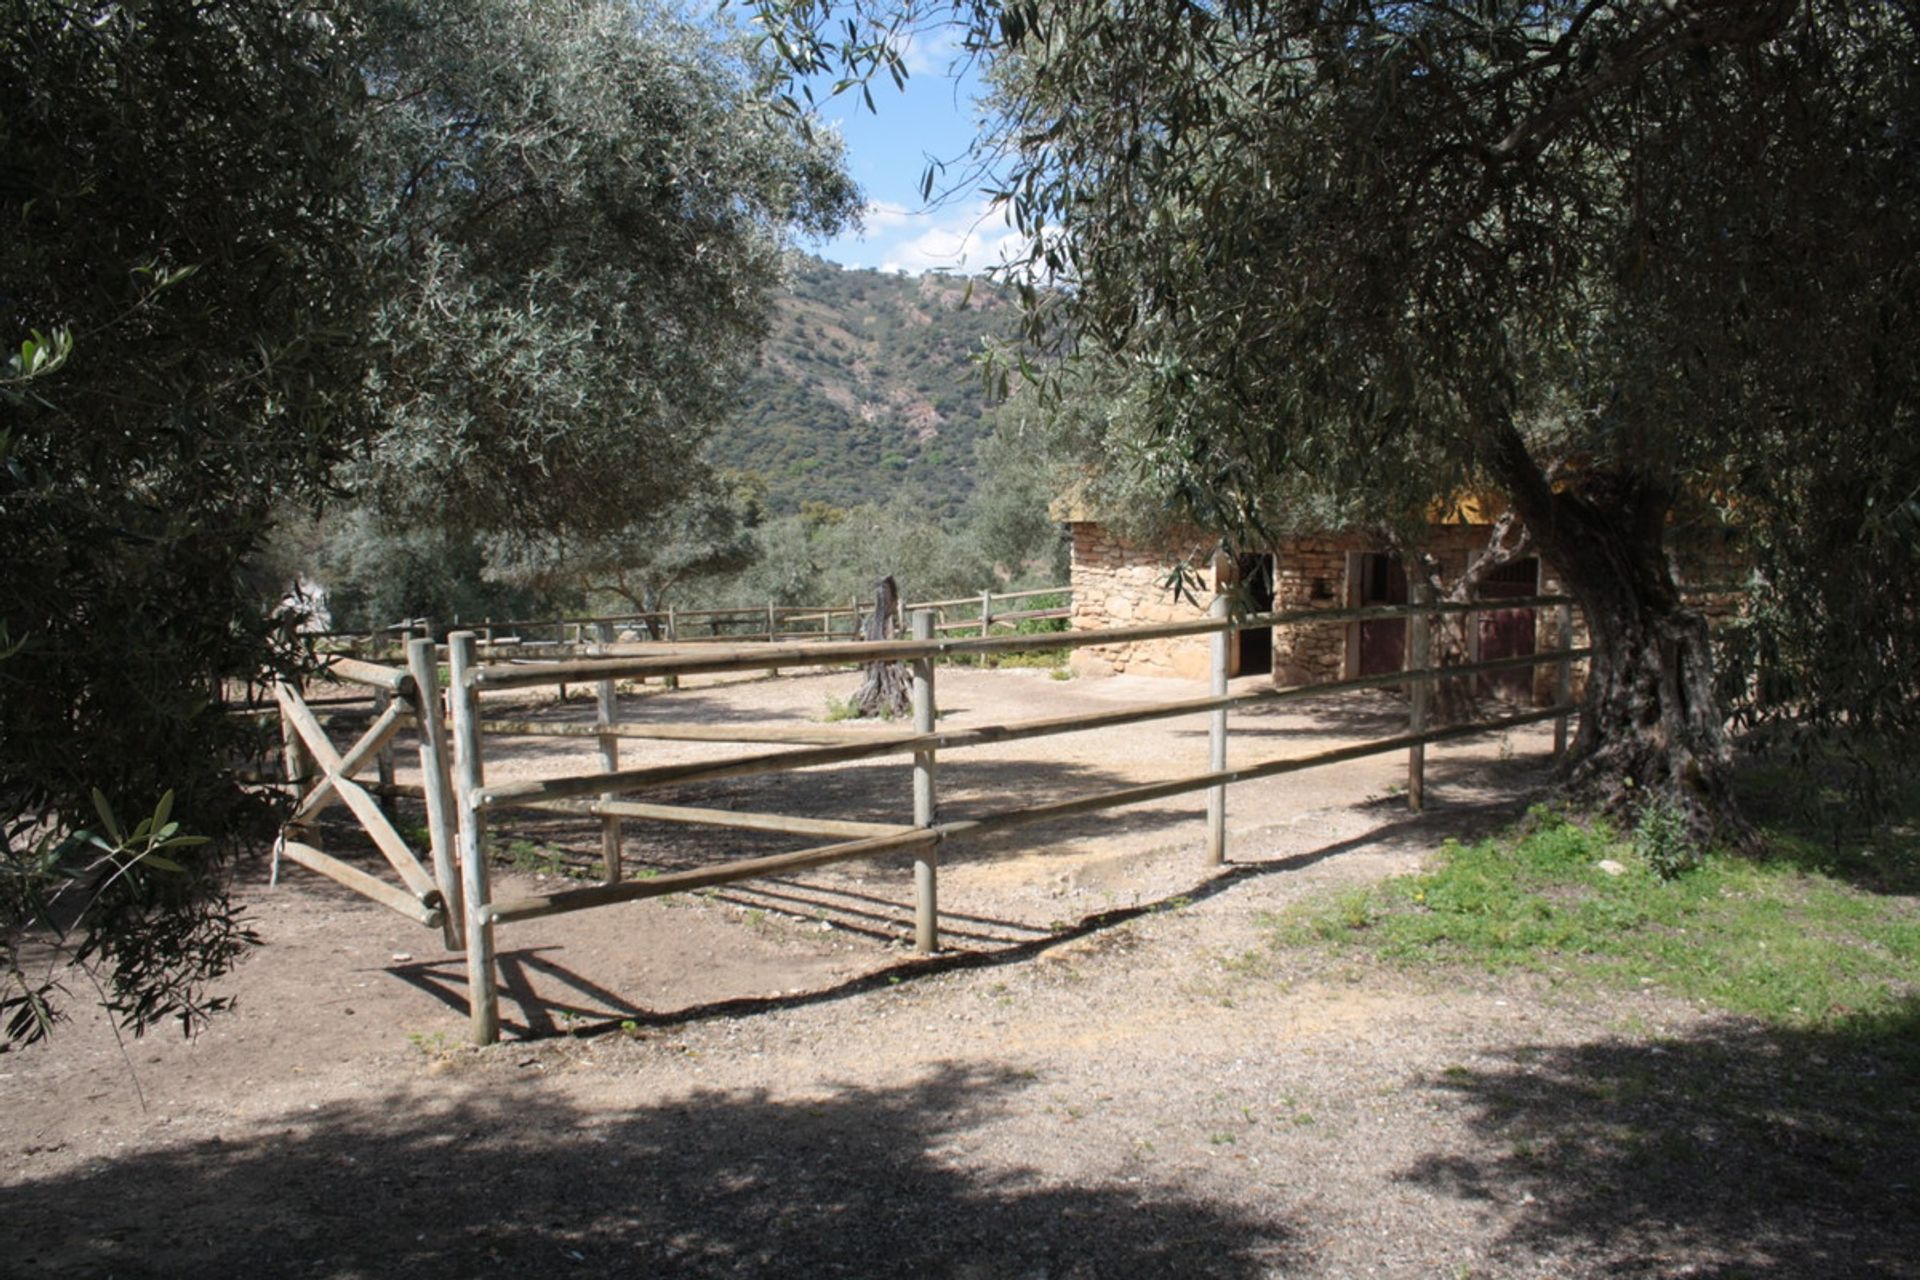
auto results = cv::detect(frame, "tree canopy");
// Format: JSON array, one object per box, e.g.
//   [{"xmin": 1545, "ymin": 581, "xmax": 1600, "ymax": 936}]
[
  {"xmin": 347, "ymin": 0, "xmax": 857, "ymax": 539},
  {"xmin": 1, "ymin": 0, "xmax": 856, "ymax": 1043},
  {"xmin": 758, "ymin": 0, "xmax": 1920, "ymax": 838}
]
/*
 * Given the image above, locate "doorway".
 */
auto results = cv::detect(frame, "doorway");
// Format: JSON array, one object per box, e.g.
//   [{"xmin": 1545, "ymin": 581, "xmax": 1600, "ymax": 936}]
[
  {"xmin": 1232, "ymin": 552, "xmax": 1275, "ymax": 676},
  {"xmin": 1355, "ymin": 551, "xmax": 1407, "ymax": 676}
]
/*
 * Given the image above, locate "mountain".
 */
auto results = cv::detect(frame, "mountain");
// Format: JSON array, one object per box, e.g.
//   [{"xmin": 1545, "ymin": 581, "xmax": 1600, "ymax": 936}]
[{"xmin": 725, "ymin": 254, "xmax": 1023, "ymax": 520}]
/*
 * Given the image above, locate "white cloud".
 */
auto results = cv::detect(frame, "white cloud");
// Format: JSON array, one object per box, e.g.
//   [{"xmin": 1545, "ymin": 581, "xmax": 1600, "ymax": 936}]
[
  {"xmin": 816, "ymin": 197, "xmax": 1046, "ymax": 278},
  {"xmin": 859, "ymin": 200, "xmax": 920, "ymax": 232},
  {"xmin": 873, "ymin": 200, "xmax": 1023, "ymax": 275},
  {"xmin": 898, "ymin": 26, "xmax": 962, "ymax": 77},
  {"xmin": 883, "ymin": 223, "xmax": 1022, "ymax": 275}
]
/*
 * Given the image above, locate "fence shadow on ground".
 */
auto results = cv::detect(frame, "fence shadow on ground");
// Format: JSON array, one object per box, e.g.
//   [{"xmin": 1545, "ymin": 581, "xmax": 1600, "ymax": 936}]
[
  {"xmin": 4, "ymin": 1064, "xmax": 1296, "ymax": 1279},
  {"xmin": 492, "ymin": 753, "xmax": 1214, "ymax": 875},
  {"xmin": 377, "ymin": 786, "xmax": 1544, "ymax": 1041},
  {"xmin": 1399, "ymin": 1005, "xmax": 1920, "ymax": 1278},
  {"xmin": 705, "ymin": 878, "xmax": 1058, "ymax": 948}
]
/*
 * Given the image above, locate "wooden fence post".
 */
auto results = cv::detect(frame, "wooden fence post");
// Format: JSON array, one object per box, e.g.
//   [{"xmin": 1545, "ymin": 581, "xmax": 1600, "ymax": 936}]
[
  {"xmin": 407, "ymin": 638, "xmax": 465, "ymax": 949},
  {"xmin": 911, "ymin": 609, "xmax": 939, "ymax": 954},
  {"xmin": 448, "ymin": 631, "xmax": 498, "ymax": 1045},
  {"xmin": 372, "ymin": 686, "xmax": 397, "ymax": 818},
  {"xmin": 980, "ymin": 589, "xmax": 993, "ymax": 640},
  {"xmin": 594, "ymin": 621, "xmax": 623, "ymax": 882},
  {"xmin": 1554, "ymin": 601, "xmax": 1574, "ymax": 759},
  {"xmin": 1408, "ymin": 608, "xmax": 1430, "ymax": 811},
  {"xmin": 665, "ymin": 608, "xmax": 680, "ymax": 690},
  {"xmin": 1207, "ymin": 595, "xmax": 1229, "ymax": 866},
  {"xmin": 558, "ymin": 622, "xmax": 580, "ymax": 701},
  {"xmin": 274, "ymin": 705, "xmax": 313, "ymax": 887}
]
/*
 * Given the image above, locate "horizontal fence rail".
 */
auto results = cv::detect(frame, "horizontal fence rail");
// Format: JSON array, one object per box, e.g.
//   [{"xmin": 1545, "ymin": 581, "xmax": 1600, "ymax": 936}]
[
  {"xmin": 470, "ymin": 647, "xmax": 1591, "ymax": 812},
  {"xmin": 276, "ymin": 591, "xmax": 1585, "ymax": 1045},
  {"xmin": 479, "ymin": 703, "xmax": 1570, "ymax": 927},
  {"xmin": 464, "ymin": 594, "xmax": 1572, "ymax": 690},
  {"xmin": 317, "ymin": 585, "xmax": 1075, "ymax": 658}
]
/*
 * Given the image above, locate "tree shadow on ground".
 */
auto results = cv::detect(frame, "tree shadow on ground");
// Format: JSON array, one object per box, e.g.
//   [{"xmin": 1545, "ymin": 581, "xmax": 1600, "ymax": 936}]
[
  {"xmin": 4, "ymin": 1064, "xmax": 1296, "ymax": 1279},
  {"xmin": 1727, "ymin": 754, "xmax": 1920, "ymax": 896},
  {"xmin": 1400, "ymin": 1005, "xmax": 1920, "ymax": 1278}
]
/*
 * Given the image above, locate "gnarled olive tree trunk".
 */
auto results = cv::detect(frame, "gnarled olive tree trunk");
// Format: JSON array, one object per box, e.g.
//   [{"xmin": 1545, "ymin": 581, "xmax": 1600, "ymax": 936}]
[{"xmin": 1492, "ymin": 444, "xmax": 1747, "ymax": 846}]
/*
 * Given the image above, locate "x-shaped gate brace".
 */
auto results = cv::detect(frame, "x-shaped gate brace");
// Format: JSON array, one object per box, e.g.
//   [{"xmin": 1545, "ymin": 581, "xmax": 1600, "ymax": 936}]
[{"xmin": 274, "ymin": 668, "xmax": 463, "ymax": 950}]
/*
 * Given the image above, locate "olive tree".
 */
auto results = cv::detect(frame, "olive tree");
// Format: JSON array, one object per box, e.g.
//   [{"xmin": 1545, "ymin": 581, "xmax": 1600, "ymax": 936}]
[
  {"xmin": 758, "ymin": 0, "xmax": 1920, "ymax": 840},
  {"xmin": 343, "ymin": 0, "xmax": 858, "ymax": 541},
  {"xmin": 2, "ymin": 0, "xmax": 371, "ymax": 1043},
  {"xmin": 1, "ymin": 0, "xmax": 857, "ymax": 1045}
]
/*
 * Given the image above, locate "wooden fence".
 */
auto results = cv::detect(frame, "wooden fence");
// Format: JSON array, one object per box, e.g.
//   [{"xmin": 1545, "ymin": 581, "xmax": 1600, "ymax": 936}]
[
  {"xmin": 274, "ymin": 594, "xmax": 1583, "ymax": 1045},
  {"xmin": 318, "ymin": 585, "xmax": 1073, "ymax": 660}
]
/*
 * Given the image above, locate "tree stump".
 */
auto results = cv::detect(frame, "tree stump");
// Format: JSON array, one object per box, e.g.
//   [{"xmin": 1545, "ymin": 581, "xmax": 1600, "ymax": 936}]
[{"xmin": 849, "ymin": 575, "xmax": 912, "ymax": 718}]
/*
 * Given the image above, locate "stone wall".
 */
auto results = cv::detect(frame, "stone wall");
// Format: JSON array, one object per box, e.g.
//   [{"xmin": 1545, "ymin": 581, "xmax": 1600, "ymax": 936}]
[
  {"xmin": 1267, "ymin": 535, "xmax": 1350, "ymax": 686},
  {"xmin": 1066, "ymin": 523, "xmax": 1215, "ymax": 679}
]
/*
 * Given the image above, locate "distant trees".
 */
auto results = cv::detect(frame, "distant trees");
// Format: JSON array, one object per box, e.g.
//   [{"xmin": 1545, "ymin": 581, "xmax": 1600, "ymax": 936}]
[
  {"xmin": 714, "ymin": 501, "xmax": 998, "ymax": 609},
  {"xmin": 2, "ymin": 0, "xmax": 855, "ymax": 1043},
  {"xmin": 488, "ymin": 480, "xmax": 764, "ymax": 616},
  {"xmin": 292, "ymin": 513, "xmax": 565, "ymax": 635},
  {"xmin": 729, "ymin": 256, "xmax": 1024, "ymax": 518},
  {"xmin": 698, "ymin": 451, "xmax": 1067, "ymax": 613}
]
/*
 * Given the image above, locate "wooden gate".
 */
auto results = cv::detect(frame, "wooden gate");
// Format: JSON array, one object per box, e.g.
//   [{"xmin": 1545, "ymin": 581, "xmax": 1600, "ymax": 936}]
[{"xmin": 274, "ymin": 646, "xmax": 464, "ymax": 948}]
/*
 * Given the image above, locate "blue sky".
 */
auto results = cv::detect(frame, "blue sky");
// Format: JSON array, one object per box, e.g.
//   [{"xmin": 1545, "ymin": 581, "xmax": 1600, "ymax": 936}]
[{"xmin": 801, "ymin": 29, "xmax": 1021, "ymax": 275}]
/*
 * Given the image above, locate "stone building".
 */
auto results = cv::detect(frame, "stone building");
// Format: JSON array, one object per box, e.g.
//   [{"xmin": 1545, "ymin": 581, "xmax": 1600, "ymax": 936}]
[
  {"xmin": 1063, "ymin": 515, "xmax": 1570, "ymax": 696},
  {"xmin": 1063, "ymin": 498, "xmax": 1745, "ymax": 703}
]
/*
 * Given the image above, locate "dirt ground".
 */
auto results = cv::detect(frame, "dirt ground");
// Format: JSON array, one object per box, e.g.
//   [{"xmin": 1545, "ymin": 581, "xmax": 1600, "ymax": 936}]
[{"xmin": 3, "ymin": 668, "xmax": 1912, "ymax": 1278}]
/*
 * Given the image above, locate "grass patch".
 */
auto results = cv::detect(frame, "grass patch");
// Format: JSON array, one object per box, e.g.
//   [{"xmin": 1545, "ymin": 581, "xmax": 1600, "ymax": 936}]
[
  {"xmin": 1277, "ymin": 764, "xmax": 1920, "ymax": 1260},
  {"xmin": 1278, "ymin": 800, "xmax": 1920, "ymax": 1032}
]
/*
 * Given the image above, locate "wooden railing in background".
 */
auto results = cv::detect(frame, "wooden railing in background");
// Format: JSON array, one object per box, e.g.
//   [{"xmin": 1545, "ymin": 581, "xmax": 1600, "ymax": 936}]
[{"xmin": 313, "ymin": 585, "xmax": 1073, "ymax": 660}]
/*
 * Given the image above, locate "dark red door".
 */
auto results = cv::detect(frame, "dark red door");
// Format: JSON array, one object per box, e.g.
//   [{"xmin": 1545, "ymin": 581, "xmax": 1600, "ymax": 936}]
[
  {"xmin": 1357, "ymin": 552, "xmax": 1407, "ymax": 676},
  {"xmin": 1476, "ymin": 558, "xmax": 1538, "ymax": 698}
]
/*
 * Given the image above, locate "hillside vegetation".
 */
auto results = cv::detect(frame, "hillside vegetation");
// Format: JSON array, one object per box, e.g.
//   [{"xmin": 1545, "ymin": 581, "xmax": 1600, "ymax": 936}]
[
  {"xmin": 732, "ymin": 255, "xmax": 1022, "ymax": 519},
  {"xmin": 297, "ymin": 253, "xmax": 1067, "ymax": 629}
]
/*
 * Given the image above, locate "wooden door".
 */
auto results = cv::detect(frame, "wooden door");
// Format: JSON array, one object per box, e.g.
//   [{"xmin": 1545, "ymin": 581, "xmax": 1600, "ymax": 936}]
[
  {"xmin": 1476, "ymin": 558, "xmax": 1538, "ymax": 698},
  {"xmin": 1356, "ymin": 552, "xmax": 1407, "ymax": 676}
]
